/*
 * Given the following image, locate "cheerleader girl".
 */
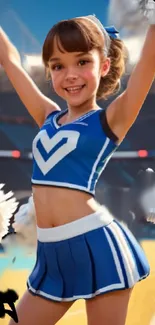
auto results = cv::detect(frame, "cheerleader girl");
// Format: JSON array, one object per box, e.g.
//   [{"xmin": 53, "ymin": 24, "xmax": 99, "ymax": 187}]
[{"xmin": 0, "ymin": 6, "xmax": 154, "ymax": 324}]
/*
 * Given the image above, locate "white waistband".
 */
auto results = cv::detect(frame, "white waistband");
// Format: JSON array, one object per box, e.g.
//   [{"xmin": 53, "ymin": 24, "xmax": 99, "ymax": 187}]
[{"xmin": 37, "ymin": 206, "xmax": 113, "ymax": 242}]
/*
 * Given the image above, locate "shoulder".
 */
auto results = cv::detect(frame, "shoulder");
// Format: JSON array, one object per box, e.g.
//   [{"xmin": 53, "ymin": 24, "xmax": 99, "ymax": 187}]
[
  {"xmin": 42, "ymin": 101, "xmax": 61, "ymax": 124},
  {"xmin": 42, "ymin": 109, "xmax": 60, "ymax": 126}
]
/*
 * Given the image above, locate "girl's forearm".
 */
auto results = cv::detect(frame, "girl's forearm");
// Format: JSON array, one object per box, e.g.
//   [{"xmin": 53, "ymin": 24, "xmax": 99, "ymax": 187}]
[{"xmin": 140, "ymin": 25, "xmax": 155, "ymax": 61}]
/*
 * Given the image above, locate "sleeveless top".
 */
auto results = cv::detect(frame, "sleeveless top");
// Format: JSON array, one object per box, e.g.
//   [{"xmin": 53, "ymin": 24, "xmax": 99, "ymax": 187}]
[{"xmin": 32, "ymin": 108, "xmax": 118, "ymax": 195}]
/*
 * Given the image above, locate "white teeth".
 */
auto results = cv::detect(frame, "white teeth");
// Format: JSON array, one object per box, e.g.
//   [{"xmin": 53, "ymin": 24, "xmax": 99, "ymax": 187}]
[{"xmin": 66, "ymin": 86, "xmax": 83, "ymax": 92}]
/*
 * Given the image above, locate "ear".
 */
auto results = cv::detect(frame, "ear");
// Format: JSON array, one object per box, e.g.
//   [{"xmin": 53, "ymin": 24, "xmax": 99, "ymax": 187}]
[{"xmin": 101, "ymin": 58, "xmax": 111, "ymax": 77}]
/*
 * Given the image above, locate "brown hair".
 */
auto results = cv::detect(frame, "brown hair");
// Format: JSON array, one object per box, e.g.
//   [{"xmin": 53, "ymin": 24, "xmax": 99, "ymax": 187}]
[{"xmin": 42, "ymin": 17, "xmax": 127, "ymax": 100}]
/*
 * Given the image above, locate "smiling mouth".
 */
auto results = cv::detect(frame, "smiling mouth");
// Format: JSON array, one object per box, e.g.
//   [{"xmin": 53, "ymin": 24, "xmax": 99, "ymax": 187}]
[{"xmin": 64, "ymin": 85, "xmax": 85, "ymax": 93}]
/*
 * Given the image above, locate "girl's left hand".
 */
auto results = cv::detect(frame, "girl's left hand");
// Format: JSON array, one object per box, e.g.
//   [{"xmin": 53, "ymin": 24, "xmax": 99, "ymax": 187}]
[{"xmin": 108, "ymin": 0, "xmax": 155, "ymax": 29}]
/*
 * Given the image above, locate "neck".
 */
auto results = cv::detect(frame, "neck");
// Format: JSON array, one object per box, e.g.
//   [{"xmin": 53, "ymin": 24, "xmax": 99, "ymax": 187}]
[{"xmin": 67, "ymin": 98, "xmax": 99, "ymax": 119}]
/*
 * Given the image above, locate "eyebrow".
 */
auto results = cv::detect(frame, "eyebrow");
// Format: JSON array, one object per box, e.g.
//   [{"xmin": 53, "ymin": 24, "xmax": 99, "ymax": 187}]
[{"xmin": 49, "ymin": 52, "xmax": 92, "ymax": 63}]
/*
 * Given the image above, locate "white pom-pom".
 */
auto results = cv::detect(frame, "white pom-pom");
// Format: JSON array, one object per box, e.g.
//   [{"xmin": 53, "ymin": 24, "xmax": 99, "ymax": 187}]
[
  {"xmin": 146, "ymin": 168, "xmax": 154, "ymax": 173},
  {"xmin": 109, "ymin": 0, "xmax": 155, "ymax": 31},
  {"xmin": 146, "ymin": 210, "xmax": 155, "ymax": 223},
  {"xmin": 140, "ymin": 0, "xmax": 155, "ymax": 25},
  {"xmin": 0, "ymin": 184, "xmax": 18, "ymax": 241},
  {"xmin": 12, "ymin": 195, "xmax": 37, "ymax": 246},
  {"xmin": 140, "ymin": 185, "xmax": 155, "ymax": 223}
]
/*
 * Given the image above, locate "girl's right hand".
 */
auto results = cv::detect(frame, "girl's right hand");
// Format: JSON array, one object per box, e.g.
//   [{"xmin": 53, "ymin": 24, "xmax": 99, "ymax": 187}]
[
  {"xmin": 0, "ymin": 27, "xmax": 21, "ymax": 67},
  {"xmin": 0, "ymin": 27, "xmax": 59, "ymax": 127}
]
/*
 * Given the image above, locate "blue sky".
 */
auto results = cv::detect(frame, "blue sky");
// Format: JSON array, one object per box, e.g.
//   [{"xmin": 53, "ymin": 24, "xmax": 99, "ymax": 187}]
[{"xmin": 0, "ymin": 0, "xmax": 110, "ymax": 53}]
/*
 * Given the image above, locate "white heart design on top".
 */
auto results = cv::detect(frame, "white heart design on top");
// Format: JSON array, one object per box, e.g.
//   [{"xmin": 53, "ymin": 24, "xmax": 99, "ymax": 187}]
[{"xmin": 33, "ymin": 130, "xmax": 80, "ymax": 175}]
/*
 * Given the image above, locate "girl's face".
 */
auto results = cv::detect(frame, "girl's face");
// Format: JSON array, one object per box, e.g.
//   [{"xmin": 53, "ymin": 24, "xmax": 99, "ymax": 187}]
[{"xmin": 48, "ymin": 38, "xmax": 110, "ymax": 109}]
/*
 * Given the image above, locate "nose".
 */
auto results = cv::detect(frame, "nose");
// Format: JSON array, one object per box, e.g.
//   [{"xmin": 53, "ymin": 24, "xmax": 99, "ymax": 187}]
[{"xmin": 65, "ymin": 67, "xmax": 78, "ymax": 82}]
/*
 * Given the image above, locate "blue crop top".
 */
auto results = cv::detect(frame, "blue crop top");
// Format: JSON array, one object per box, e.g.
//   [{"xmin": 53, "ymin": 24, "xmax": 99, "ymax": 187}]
[{"xmin": 32, "ymin": 108, "xmax": 118, "ymax": 195}]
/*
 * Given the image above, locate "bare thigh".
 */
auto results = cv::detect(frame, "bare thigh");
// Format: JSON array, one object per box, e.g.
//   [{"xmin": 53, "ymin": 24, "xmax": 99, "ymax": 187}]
[
  {"xmin": 86, "ymin": 288, "xmax": 133, "ymax": 325},
  {"xmin": 8, "ymin": 290, "xmax": 73, "ymax": 325}
]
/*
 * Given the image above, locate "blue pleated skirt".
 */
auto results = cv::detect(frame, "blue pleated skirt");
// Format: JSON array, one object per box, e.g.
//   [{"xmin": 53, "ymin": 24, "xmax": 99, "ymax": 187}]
[{"xmin": 27, "ymin": 208, "xmax": 150, "ymax": 302}]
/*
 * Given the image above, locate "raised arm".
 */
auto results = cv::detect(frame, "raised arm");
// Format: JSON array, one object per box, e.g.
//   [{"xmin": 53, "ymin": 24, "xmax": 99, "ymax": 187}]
[
  {"xmin": 107, "ymin": 25, "xmax": 155, "ymax": 143},
  {"xmin": 0, "ymin": 28, "xmax": 60, "ymax": 127}
]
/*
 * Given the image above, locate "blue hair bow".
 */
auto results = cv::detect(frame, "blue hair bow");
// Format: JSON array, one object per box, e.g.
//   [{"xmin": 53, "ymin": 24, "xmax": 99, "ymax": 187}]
[
  {"xmin": 81, "ymin": 15, "xmax": 120, "ymax": 40},
  {"xmin": 105, "ymin": 26, "xmax": 119, "ymax": 39}
]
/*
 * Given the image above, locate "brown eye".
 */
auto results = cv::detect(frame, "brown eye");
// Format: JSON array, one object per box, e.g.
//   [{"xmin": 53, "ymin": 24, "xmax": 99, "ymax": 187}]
[
  {"xmin": 51, "ymin": 64, "xmax": 62, "ymax": 71},
  {"xmin": 78, "ymin": 60, "xmax": 89, "ymax": 66}
]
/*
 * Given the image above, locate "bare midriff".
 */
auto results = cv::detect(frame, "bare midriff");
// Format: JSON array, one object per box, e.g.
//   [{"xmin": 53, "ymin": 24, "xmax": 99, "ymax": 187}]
[{"xmin": 32, "ymin": 185, "xmax": 101, "ymax": 228}]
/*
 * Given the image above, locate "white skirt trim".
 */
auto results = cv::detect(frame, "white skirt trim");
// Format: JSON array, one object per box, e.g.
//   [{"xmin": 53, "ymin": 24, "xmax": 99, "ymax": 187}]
[
  {"xmin": 27, "ymin": 278, "xmax": 125, "ymax": 302},
  {"xmin": 37, "ymin": 206, "xmax": 113, "ymax": 242}
]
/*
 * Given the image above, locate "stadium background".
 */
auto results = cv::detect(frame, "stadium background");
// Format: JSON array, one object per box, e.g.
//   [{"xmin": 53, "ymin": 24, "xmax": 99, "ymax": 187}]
[{"xmin": 0, "ymin": 0, "xmax": 155, "ymax": 324}]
